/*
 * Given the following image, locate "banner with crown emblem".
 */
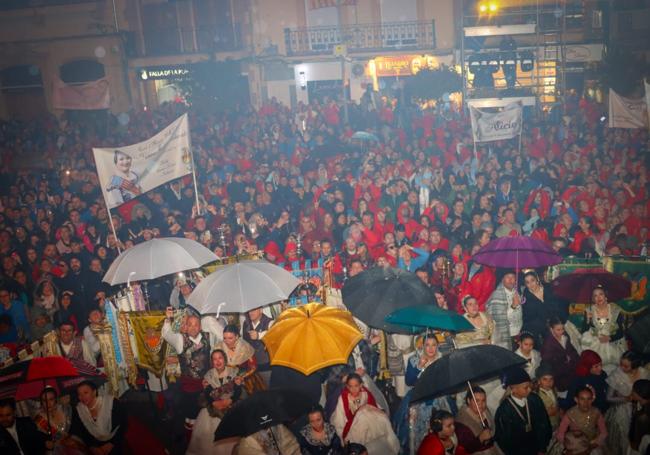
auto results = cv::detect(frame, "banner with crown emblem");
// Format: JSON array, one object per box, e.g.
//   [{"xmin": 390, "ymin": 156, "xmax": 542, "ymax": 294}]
[
  {"xmin": 92, "ymin": 113, "xmax": 192, "ymax": 209},
  {"xmin": 128, "ymin": 311, "xmax": 168, "ymax": 377}
]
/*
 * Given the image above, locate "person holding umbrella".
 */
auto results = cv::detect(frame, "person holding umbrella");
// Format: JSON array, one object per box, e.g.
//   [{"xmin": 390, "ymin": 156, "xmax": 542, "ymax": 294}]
[
  {"xmin": 486, "ymin": 271, "xmax": 522, "ymax": 350},
  {"xmin": 494, "ymin": 368, "xmax": 552, "ymax": 455},
  {"xmin": 455, "ymin": 387, "xmax": 499, "ymax": 455},
  {"xmin": 33, "ymin": 386, "xmax": 85, "ymax": 454}
]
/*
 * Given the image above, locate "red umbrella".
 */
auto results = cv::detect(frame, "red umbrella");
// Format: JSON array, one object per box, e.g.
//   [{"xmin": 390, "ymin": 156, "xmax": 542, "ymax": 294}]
[
  {"xmin": 0, "ymin": 357, "xmax": 105, "ymax": 401},
  {"xmin": 551, "ymin": 268, "xmax": 632, "ymax": 303}
]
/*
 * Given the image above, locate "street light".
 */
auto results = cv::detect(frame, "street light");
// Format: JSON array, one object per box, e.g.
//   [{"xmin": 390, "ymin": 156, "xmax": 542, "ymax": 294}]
[{"xmin": 478, "ymin": 1, "xmax": 498, "ymax": 14}]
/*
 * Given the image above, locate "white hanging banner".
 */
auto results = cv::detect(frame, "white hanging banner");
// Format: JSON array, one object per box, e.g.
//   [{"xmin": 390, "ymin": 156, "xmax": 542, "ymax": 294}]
[
  {"xmin": 608, "ymin": 88, "xmax": 648, "ymax": 129},
  {"xmin": 470, "ymin": 101, "xmax": 523, "ymax": 143},
  {"xmin": 93, "ymin": 113, "xmax": 192, "ymax": 209}
]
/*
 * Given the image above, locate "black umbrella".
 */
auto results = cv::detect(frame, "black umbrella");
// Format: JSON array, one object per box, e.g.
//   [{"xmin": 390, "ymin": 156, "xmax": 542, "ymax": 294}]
[
  {"xmin": 411, "ymin": 344, "xmax": 526, "ymax": 403},
  {"xmin": 341, "ymin": 266, "xmax": 434, "ymax": 329},
  {"xmin": 214, "ymin": 388, "xmax": 314, "ymax": 441},
  {"xmin": 628, "ymin": 312, "xmax": 650, "ymax": 355}
]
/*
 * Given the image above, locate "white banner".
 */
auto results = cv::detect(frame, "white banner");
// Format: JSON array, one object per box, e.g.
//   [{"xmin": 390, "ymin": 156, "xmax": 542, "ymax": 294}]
[
  {"xmin": 93, "ymin": 114, "xmax": 192, "ymax": 209},
  {"xmin": 608, "ymin": 89, "xmax": 647, "ymax": 129},
  {"xmin": 470, "ymin": 102, "xmax": 522, "ymax": 142}
]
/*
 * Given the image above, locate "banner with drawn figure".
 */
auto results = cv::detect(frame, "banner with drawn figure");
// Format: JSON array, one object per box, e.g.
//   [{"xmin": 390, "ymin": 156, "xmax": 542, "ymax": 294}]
[
  {"xmin": 608, "ymin": 89, "xmax": 648, "ymax": 129},
  {"xmin": 93, "ymin": 113, "xmax": 192, "ymax": 209},
  {"xmin": 129, "ymin": 311, "xmax": 168, "ymax": 377},
  {"xmin": 469, "ymin": 102, "xmax": 522, "ymax": 142}
]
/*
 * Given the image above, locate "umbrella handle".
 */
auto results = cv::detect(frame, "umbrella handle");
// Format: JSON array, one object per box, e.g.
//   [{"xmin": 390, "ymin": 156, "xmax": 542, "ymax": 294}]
[
  {"xmin": 215, "ymin": 302, "xmax": 226, "ymax": 319},
  {"xmin": 467, "ymin": 381, "xmax": 488, "ymax": 429},
  {"xmin": 127, "ymin": 271, "xmax": 137, "ymax": 288}
]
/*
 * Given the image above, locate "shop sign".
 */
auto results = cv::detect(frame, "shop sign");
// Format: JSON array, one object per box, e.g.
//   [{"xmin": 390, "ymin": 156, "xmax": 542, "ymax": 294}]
[
  {"xmin": 138, "ymin": 66, "xmax": 191, "ymax": 81},
  {"xmin": 369, "ymin": 55, "xmax": 440, "ymax": 77}
]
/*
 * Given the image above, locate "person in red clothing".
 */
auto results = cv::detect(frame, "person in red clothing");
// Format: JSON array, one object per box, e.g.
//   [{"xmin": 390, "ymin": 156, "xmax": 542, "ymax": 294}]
[{"xmin": 418, "ymin": 409, "xmax": 468, "ymax": 455}]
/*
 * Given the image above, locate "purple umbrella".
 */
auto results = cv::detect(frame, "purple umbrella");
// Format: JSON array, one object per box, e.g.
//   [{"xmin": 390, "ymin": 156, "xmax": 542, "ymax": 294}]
[{"xmin": 472, "ymin": 235, "xmax": 562, "ymax": 270}]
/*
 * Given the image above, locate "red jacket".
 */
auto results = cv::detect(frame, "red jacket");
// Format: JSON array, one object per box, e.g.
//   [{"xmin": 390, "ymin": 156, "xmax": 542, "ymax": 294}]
[{"xmin": 417, "ymin": 433, "xmax": 468, "ymax": 455}]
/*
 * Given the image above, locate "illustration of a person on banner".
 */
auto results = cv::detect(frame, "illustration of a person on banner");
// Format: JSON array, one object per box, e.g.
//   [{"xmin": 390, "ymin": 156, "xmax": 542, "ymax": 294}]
[{"xmin": 105, "ymin": 149, "xmax": 142, "ymax": 205}]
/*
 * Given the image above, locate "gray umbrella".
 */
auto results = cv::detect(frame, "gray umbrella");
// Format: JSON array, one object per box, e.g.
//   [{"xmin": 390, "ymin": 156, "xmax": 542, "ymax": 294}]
[
  {"xmin": 102, "ymin": 237, "xmax": 218, "ymax": 285},
  {"xmin": 187, "ymin": 259, "xmax": 301, "ymax": 315}
]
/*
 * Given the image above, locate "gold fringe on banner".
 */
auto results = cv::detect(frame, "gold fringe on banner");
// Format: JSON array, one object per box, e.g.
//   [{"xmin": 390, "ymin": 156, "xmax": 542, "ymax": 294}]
[{"xmin": 118, "ymin": 313, "xmax": 138, "ymax": 387}]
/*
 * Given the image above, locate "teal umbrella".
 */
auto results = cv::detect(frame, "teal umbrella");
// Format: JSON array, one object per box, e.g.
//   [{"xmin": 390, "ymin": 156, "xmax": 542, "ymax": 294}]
[{"xmin": 385, "ymin": 304, "xmax": 474, "ymax": 332}]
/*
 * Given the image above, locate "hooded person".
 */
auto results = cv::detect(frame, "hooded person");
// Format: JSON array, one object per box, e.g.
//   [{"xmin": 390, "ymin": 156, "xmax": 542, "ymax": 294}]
[
  {"xmin": 494, "ymin": 367, "xmax": 552, "ymax": 455},
  {"xmin": 563, "ymin": 350, "xmax": 609, "ymax": 414}
]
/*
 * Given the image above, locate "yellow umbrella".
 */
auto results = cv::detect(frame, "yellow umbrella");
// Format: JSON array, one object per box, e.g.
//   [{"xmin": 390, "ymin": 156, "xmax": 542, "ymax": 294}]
[{"xmin": 263, "ymin": 302, "xmax": 363, "ymax": 375}]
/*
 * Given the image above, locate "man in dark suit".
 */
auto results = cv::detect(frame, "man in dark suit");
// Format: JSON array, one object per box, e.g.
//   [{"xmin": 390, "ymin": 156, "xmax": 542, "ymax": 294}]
[{"xmin": 0, "ymin": 397, "xmax": 47, "ymax": 454}]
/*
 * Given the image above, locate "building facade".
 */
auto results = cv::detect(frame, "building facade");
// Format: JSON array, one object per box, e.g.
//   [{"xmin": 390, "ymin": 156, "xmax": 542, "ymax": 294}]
[{"xmin": 0, "ymin": 0, "xmax": 614, "ymax": 119}]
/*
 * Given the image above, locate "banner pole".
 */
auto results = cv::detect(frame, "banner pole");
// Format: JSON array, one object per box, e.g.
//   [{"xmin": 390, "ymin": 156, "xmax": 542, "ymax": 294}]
[
  {"xmin": 106, "ymin": 208, "xmax": 122, "ymax": 254},
  {"xmin": 189, "ymin": 143, "xmax": 201, "ymax": 217}
]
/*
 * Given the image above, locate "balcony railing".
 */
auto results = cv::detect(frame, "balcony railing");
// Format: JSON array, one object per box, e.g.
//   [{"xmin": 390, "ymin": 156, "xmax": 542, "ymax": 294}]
[{"xmin": 285, "ymin": 20, "xmax": 436, "ymax": 56}]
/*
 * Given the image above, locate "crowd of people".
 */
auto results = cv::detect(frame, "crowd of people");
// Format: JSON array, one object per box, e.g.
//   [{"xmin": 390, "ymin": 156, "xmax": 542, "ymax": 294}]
[{"xmin": 0, "ymin": 88, "xmax": 648, "ymax": 455}]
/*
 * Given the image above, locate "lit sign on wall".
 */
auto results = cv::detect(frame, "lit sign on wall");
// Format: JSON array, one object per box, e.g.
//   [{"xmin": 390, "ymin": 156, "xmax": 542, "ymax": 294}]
[{"xmin": 138, "ymin": 66, "xmax": 191, "ymax": 81}]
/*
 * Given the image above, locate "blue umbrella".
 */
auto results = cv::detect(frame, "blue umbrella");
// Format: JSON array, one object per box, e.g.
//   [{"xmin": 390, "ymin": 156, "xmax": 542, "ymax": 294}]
[
  {"xmin": 385, "ymin": 304, "xmax": 474, "ymax": 333},
  {"xmin": 351, "ymin": 131, "xmax": 380, "ymax": 142}
]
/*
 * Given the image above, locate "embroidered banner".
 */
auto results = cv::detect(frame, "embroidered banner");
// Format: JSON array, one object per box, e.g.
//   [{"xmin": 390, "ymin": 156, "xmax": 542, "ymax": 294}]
[{"xmin": 129, "ymin": 311, "xmax": 168, "ymax": 377}]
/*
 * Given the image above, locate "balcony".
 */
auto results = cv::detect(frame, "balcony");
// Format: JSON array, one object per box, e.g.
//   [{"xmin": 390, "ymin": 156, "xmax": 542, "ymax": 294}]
[{"xmin": 284, "ymin": 20, "xmax": 436, "ymax": 57}]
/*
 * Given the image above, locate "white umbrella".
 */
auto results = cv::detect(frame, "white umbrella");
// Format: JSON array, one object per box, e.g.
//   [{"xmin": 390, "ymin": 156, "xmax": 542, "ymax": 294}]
[
  {"xmin": 187, "ymin": 260, "xmax": 301, "ymax": 315},
  {"xmin": 103, "ymin": 237, "xmax": 218, "ymax": 285}
]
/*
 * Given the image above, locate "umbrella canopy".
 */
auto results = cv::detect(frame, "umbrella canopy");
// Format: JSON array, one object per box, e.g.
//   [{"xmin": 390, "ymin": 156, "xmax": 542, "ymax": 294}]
[
  {"xmin": 103, "ymin": 237, "xmax": 218, "ymax": 285},
  {"xmin": 214, "ymin": 389, "xmax": 313, "ymax": 440},
  {"xmin": 342, "ymin": 267, "xmax": 434, "ymax": 329},
  {"xmin": 351, "ymin": 131, "xmax": 380, "ymax": 142},
  {"xmin": 385, "ymin": 304, "xmax": 474, "ymax": 333},
  {"xmin": 550, "ymin": 268, "xmax": 632, "ymax": 303},
  {"xmin": 411, "ymin": 345, "xmax": 526, "ymax": 403},
  {"xmin": 263, "ymin": 303, "xmax": 362, "ymax": 375},
  {"xmin": 628, "ymin": 312, "xmax": 650, "ymax": 355},
  {"xmin": 188, "ymin": 260, "xmax": 301, "ymax": 315},
  {"xmin": 472, "ymin": 235, "xmax": 562, "ymax": 269},
  {"xmin": 0, "ymin": 357, "xmax": 105, "ymax": 401}
]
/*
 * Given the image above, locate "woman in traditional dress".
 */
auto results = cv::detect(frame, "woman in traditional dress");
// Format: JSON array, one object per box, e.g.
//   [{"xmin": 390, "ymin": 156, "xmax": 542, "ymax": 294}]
[
  {"xmin": 394, "ymin": 335, "xmax": 451, "ymax": 455},
  {"xmin": 455, "ymin": 387, "xmax": 500, "ymax": 455},
  {"xmin": 298, "ymin": 405, "xmax": 343, "ymax": 455},
  {"xmin": 605, "ymin": 351, "xmax": 649, "ymax": 455},
  {"xmin": 187, "ymin": 349, "xmax": 242, "ymax": 455},
  {"xmin": 417, "ymin": 409, "xmax": 468, "ymax": 455},
  {"xmin": 455, "ymin": 295, "xmax": 495, "ymax": 348},
  {"xmin": 541, "ymin": 316, "xmax": 580, "ymax": 393},
  {"xmin": 331, "ymin": 373, "xmax": 399, "ymax": 454},
  {"xmin": 515, "ymin": 332, "xmax": 541, "ymax": 380},
  {"xmin": 214, "ymin": 324, "xmax": 266, "ymax": 395},
  {"xmin": 579, "ymin": 286, "xmax": 626, "ymax": 374},
  {"xmin": 33, "ymin": 387, "xmax": 85, "ymax": 455},
  {"xmin": 69, "ymin": 380, "xmax": 126, "ymax": 455},
  {"xmin": 557, "ymin": 386, "xmax": 607, "ymax": 455}
]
